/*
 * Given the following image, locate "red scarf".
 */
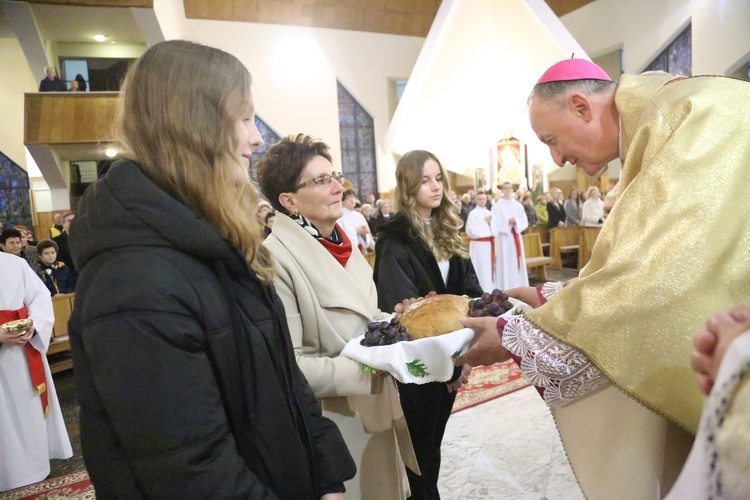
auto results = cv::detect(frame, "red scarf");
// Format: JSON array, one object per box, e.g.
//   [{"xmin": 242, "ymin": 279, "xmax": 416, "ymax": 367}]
[
  {"xmin": 0, "ymin": 306, "xmax": 49, "ymax": 416},
  {"xmin": 317, "ymin": 223, "xmax": 353, "ymax": 267}
]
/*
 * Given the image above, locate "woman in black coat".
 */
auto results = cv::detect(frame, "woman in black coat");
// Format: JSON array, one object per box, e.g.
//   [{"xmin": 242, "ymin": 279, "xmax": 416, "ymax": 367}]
[
  {"xmin": 67, "ymin": 40, "xmax": 354, "ymax": 499},
  {"xmin": 374, "ymin": 150, "xmax": 482, "ymax": 499},
  {"xmin": 546, "ymin": 187, "xmax": 567, "ymax": 229}
]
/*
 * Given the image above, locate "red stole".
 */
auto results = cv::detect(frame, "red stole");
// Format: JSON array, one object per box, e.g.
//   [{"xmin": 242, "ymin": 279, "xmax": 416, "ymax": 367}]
[
  {"xmin": 318, "ymin": 223, "xmax": 353, "ymax": 267},
  {"xmin": 0, "ymin": 307, "xmax": 49, "ymax": 417},
  {"xmin": 470, "ymin": 236, "xmax": 496, "ymax": 277},
  {"xmin": 511, "ymin": 226, "xmax": 522, "ymax": 270}
]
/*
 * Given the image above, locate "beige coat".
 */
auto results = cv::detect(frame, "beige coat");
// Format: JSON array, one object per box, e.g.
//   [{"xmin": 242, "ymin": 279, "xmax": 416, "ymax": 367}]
[{"xmin": 264, "ymin": 213, "xmax": 417, "ymax": 499}]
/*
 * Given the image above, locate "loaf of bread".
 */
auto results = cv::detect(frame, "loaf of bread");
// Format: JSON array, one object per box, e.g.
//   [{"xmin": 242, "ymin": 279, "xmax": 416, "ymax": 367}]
[{"xmin": 399, "ymin": 294, "xmax": 470, "ymax": 340}]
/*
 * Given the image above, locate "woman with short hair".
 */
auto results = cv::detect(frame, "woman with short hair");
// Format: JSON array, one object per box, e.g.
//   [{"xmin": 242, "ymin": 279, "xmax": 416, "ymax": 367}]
[
  {"xmin": 582, "ymin": 186, "xmax": 605, "ymax": 225},
  {"xmin": 258, "ymin": 133, "xmax": 416, "ymax": 499}
]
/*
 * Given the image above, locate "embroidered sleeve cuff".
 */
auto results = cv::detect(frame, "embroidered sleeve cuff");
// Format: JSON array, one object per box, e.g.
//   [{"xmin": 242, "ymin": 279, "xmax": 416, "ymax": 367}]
[
  {"xmin": 539, "ymin": 282, "xmax": 564, "ymax": 303},
  {"xmin": 501, "ymin": 315, "xmax": 608, "ymax": 408}
]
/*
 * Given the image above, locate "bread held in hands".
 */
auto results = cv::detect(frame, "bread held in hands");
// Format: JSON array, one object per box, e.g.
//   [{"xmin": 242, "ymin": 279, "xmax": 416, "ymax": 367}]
[{"xmin": 399, "ymin": 294, "xmax": 470, "ymax": 340}]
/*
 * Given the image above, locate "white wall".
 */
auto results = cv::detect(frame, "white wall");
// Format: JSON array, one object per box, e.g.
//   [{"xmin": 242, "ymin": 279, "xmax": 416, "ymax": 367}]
[
  {"xmin": 384, "ymin": 0, "xmax": 589, "ymax": 191},
  {"xmin": 0, "ymin": 37, "xmax": 36, "ymax": 170},
  {"xmin": 153, "ymin": 0, "xmax": 424, "ymax": 195},
  {"xmin": 562, "ymin": 0, "xmax": 750, "ymax": 75}
]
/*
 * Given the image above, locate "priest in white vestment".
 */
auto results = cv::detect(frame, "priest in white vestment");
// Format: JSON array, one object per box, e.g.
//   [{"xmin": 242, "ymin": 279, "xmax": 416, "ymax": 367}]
[
  {"xmin": 491, "ymin": 182, "xmax": 529, "ymax": 289},
  {"xmin": 464, "ymin": 192, "xmax": 494, "ymax": 292},
  {"xmin": 0, "ymin": 252, "xmax": 72, "ymax": 492},
  {"xmin": 338, "ymin": 189, "xmax": 374, "ymax": 252}
]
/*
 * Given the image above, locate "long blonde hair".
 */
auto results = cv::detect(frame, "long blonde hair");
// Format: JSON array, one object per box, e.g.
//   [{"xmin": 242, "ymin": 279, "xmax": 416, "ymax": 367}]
[
  {"xmin": 116, "ymin": 40, "xmax": 273, "ymax": 282},
  {"xmin": 394, "ymin": 150, "xmax": 466, "ymax": 260}
]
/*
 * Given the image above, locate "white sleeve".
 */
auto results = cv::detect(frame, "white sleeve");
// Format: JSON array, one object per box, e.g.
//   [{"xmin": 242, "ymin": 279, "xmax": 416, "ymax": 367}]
[
  {"xmin": 464, "ymin": 211, "xmax": 484, "ymax": 238},
  {"xmin": 501, "ymin": 312, "xmax": 608, "ymax": 408},
  {"xmin": 23, "ymin": 261, "xmax": 55, "ymax": 353},
  {"xmin": 490, "ymin": 204, "xmax": 509, "ymax": 235}
]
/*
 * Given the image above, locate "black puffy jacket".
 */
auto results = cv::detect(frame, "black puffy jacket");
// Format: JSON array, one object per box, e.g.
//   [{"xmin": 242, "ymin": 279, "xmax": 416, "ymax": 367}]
[{"xmin": 68, "ymin": 160, "xmax": 355, "ymax": 498}]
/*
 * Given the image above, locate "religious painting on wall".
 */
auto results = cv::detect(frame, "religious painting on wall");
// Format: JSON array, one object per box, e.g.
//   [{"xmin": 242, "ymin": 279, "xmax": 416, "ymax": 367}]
[
  {"xmin": 474, "ymin": 167, "xmax": 487, "ymax": 192},
  {"xmin": 529, "ymin": 163, "xmax": 544, "ymax": 195},
  {"xmin": 495, "ymin": 137, "xmax": 525, "ymax": 187}
]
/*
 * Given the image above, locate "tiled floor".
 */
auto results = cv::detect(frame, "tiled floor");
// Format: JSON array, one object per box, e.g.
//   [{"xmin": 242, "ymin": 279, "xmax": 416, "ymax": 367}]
[{"xmin": 439, "ymin": 386, "xmax": 583, "ymax": 499}]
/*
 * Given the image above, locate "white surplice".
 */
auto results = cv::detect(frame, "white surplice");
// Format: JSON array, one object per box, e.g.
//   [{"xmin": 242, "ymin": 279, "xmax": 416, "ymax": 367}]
[
  {"xmin": 0, "ymin": 253, "xmax": 72, "ymax": 492},
  {"xmin": 464, "ymin": 205, "xmax": 494, "ymax": 292},
  {"xmin": 490, "ymin": 198, "xmax": 529, "ymax": 290},
  {"xmin": 338, "ymin": 208, "xmax": 374, "ymax": 252}
]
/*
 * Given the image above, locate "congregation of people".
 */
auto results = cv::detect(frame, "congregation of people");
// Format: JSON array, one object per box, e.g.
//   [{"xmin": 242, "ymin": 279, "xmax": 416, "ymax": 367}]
[{"xmin": 4, "ymin": 41, "xmax": 750, "ymax": 500}]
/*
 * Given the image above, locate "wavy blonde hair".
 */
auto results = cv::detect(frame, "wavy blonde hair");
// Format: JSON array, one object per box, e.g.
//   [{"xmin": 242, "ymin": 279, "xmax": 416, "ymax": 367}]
[
  {"xmin": 394, "ymin": 150, "xmax": 466, "ymax": 260},
  {"xmin": 116, "ymin": 40, "xmax": 273, "ymax": 282}
]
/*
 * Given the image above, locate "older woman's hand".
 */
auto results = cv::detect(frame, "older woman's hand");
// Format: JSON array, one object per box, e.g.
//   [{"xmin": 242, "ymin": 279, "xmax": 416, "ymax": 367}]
[{"xmin": 393, "ymin": 291, "xmax": 437, "ymax": 317}]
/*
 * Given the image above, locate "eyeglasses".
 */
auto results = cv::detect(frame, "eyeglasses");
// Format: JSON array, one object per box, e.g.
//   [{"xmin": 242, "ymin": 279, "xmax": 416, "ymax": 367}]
[{"xmin": 295, "ymin": 171, "xmax": 345, "ymax": 191}]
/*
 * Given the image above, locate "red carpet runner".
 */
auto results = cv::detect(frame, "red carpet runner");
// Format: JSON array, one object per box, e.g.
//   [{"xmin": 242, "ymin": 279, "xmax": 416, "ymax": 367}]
[
  {"xmin": 0, "ymin": 470, "xmax": 92, "ymax": 499},
  {"xmin": 1, "ymin": 361, "xmax": 528, "ymax": 498},
  {"xmin": 452, "ymin": 359, "xmax": 531, "ymax": 413}
]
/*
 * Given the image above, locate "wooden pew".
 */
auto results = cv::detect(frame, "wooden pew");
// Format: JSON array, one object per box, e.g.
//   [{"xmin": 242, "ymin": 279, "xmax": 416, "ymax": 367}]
[
  {"xmin": 523, "ymin": 233, "xmax": 553, "ymax": 281},
  {"xmin": 49, "ymin": 293, "xmax": 74, "ymax": 373},
  {"xmin": 531, "ymin": 223, "xmax": 550, "ymax": 255},
  {"xmin": 578, "ymin": 225, "xmax": 602, "ymax": 270},
  {"xmin": 549, "ymin": 226, "xmax": 581, "ymax": 268}
]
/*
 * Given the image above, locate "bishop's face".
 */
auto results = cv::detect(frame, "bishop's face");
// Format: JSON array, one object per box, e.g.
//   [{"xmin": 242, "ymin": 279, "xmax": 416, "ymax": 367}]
[{"xmin": 529, "ymin": 94, "xmax": 618, "ymax": 176}]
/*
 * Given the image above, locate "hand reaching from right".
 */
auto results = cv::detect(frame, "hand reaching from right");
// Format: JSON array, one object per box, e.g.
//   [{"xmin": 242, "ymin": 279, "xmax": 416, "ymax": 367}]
[
  {"xmin": 504, "ymin": 286, "xmax": 542, "ymax": 309},
  {"xmin": 691, "ymin": 305, "xmax": 750, "ymax": 395}
]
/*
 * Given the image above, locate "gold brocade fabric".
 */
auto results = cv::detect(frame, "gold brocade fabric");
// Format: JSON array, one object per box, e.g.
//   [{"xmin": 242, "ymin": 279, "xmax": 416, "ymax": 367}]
[{"xmin": 527, "ymin": 73, "xmax": 750, "ymax": 433}]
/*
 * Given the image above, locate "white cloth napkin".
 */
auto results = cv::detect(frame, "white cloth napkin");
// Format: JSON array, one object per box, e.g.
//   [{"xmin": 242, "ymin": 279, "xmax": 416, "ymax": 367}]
[{"xmin": 341, "ymin": 297, "xmax": 530, "ymax": 384}]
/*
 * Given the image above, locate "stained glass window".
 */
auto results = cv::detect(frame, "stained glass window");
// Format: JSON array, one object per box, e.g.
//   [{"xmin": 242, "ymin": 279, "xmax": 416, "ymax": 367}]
[
  {"xmin": 645, "ymin": 25, "xmax": 691, "ymax": 76},
  {"xmin": 0, "ymin": 151, "xmax": 32, "ymax": 229},
  {"xmin": 337, "ymin": 81, "xmax": 378, "ymax": 200},
  {"xmin": 249, "ymin": 115, "xmax": 282, "ymax": 186}
]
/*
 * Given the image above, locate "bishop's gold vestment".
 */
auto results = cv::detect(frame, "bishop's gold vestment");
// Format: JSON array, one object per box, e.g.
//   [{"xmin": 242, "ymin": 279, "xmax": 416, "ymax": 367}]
[{"xmin": 526, "ymin": 73, "xmax": 750, "ymax": 498}]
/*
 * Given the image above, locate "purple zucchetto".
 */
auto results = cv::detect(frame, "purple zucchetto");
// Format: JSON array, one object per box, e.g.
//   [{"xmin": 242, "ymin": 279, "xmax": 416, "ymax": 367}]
[{"xmin": 536, "ymin": 58, "xmax": 611, "ymax": 84}]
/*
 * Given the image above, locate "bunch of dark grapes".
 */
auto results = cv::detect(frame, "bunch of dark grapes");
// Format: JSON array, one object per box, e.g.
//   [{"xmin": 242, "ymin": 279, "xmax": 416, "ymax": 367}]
[
  {"xmin": 468, "ymin": 289, "xmax": 514, "ymax": 317},
  {"xmin": 360, "ymin": 317, "xmax": 411, "ymax": 347}
]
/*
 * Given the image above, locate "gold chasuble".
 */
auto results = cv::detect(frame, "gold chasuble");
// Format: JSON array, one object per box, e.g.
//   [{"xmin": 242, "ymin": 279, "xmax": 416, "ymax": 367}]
[{"xmin": 526, "ymin": 73, "xmax": 750, "ymax": 498}]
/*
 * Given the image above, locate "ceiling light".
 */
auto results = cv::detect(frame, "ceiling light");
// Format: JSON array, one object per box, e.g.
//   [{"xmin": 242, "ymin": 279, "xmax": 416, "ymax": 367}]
[
  {"xmin": 105, "ymin": 148, "xmax": 117, "ymax": 158},
  {"xmin": 93, "ymin": 34, "xmax": 107, "ymax": 42}
]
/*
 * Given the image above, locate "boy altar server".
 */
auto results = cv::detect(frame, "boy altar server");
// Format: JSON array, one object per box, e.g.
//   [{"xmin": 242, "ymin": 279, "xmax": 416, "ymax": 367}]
[
  {"xmin": 464, "ymin": 192, "xmax": 494, "ymax": 292},
  {"xmin": 491, "ymin": 182, "xmax": 529, "ymax": 289}
]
